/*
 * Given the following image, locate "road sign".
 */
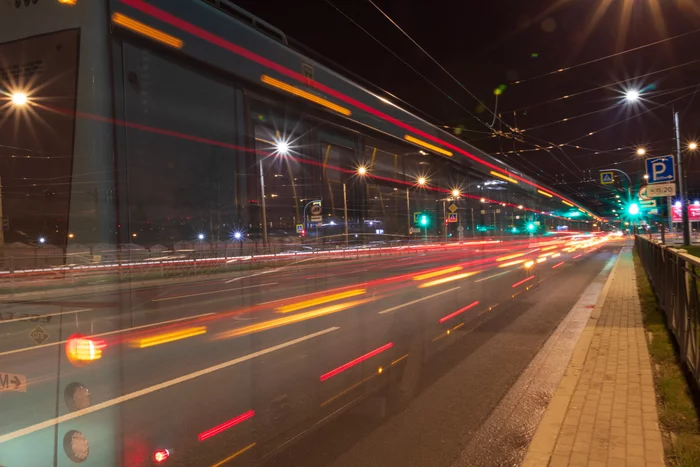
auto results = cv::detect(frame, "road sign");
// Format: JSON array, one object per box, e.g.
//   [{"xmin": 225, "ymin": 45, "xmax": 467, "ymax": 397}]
[
  {"xmin": 310, "ymin": 216, "xmax": 322, "ymax": 223},
  {"xmin": 646, "ymin": 182, "xmax": 676, "ymax": 198},
  {"xmin": 309, "ymin": 202, "xmax": 322, "ymax": 216},
  {"xmin": 648, "ymin": 209, "xmax": 659, "ymax": 215},
  {"xmin": 447, "ymin": 213, "xmax": 458, "ymax": 223},
  {"xmin": 638, "ymin": 186, "xmax": 650, "ymax": 201},
  {"xmin": 296, "ymin": 224, "xmax": 304, "ymax": 233},
  {"xmin": 448, "ymin": 204, "xmax": 457, "ymax": 213},
  {"xmin": 457, "ymin": 225, "xmax": 464, "ymax": 232},
  {"xmin": 29, "ymin": 325, "xmax": 49, "ymax": 345},
  {"xmin": 645, "ymin": 155, "xmax": 675, "ymax": 184},
  {"xmin": 413, "ymin": 212, "xmax": 422, "ymax": 223},
  {"xmin": 0, "ymin": 372, "xmax": 26, "ymax": 392},
  {"xmin": 600, "ymin": 172, "xmax": 614, "ymax": 184},
  {"xmin": 639, "ymin": 199, "xmax": 657, "ymax": 208}
]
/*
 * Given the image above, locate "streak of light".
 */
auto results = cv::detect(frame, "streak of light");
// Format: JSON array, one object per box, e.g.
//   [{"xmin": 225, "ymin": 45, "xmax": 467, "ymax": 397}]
[
  {"xmin": 275, "ymin": 288, "xmax": 367, "ymax": 313},
  {"xmin": 404, "ymin": 134, "xmax": 453, "ymax": 156},
  {"xmin": 261, "ymin": 75, "xmax": 352, "ymax": 116},
  {"xmin": 210, "ymin": 443, "xmax": 256, "ymax": 467},
  {"xmin": 199, "ymin": 410, "xmax": 255, "ymax": 441},
  {"xmin": 438, "ymin": 301, "xmax": 479, "ymax": 323},
  {"xmin": 320, "ymin": 342, "xmax": 393, "ymax": 381},
  {"xmin": 551, "ymin": 253, "xmax": 561, "ymax": 258},
  {"xmin": 498, "ymin": 259, "xmax": 526, "ymax": 268},
  {"xmin": 412, "ymin": 266, "xmax": 463, "ymax": 281},
  {"xmin": 496, "ymin": 252, "xmax": 526, "ymax": 262},
  {"xmin": 112, "ymin": 13, "xmax": 183, "ymax": 48},
  {"xmin": 512, "ymin": 276, "xmax": 535, "ymax": 288},
  {"xmin": 536, "ymin": 257, "xmax": 547, "ymax": 263},
  {"xmin": 562, "ymin": 200, "xmax": 574, "ymax": 207},
  {"xmin": 417, "ymin": 271, "xmax": 482, "ymax": 288},
  {"xmin": 131, "ymin": 326, "xmax": 207, "ymax": 349},
  {"xmin": 541, "ymin": 245, "xmax": 558, "ymax": 251},
  {"xmin": 524, "ymin": 261, "xmax": 535, "ymax": 268},
  {"xmin": 217, "ymin": 299, "xmax": 372, "ymax": 340},
  {"xmin": 552, "ymin": 261, "xmax": 565, "ymax": 269},
  {"xmin": 537, "ymin": 190, "xmax": 553, "ymax": 198},
  {"xmin": 489, "ymin": 170, "xmax": 519, "ymax": 184},
  {"xmin": 573, "ymin": 254, "xmax": 583, "ymax": 259},
  {"xmin": 391, "ymin": 354, "xmax": 409, "ymax": 366}
]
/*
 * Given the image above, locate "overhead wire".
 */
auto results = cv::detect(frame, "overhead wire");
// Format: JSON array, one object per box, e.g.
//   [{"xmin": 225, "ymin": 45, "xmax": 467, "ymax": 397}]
[{"xmin": 512, "ymin": 26, "xmax": 700, "ymax": 85}]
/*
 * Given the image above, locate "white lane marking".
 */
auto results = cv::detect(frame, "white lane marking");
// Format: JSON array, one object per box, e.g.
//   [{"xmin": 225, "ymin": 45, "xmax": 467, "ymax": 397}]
[
  {"xmin": 152, "ymin": 283, "xmax": 278, "ymax": 302},
  {"xmin": 377, "ymin": 287, "xmax": 461, "ymax": 315},
  {"xmin": 0, "ymin": 312, "xmax": 216, "ymax": 357},
  {"xmin": 224, "ymin": 257, "xmax": 319, "ymax": 283},
  {"xmin": 0, "ymin": 308, "xmax": 93, "ymax": 325},
  {"xmin": 0, "ymin": 326, "xmax": 339, "ymax": 444}
]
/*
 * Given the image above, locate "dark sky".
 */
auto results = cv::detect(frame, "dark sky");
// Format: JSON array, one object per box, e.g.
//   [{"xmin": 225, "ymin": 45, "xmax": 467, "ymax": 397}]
[{"xmin": 237, "ymin": 0, "xmax": 700, "ymax": 214}]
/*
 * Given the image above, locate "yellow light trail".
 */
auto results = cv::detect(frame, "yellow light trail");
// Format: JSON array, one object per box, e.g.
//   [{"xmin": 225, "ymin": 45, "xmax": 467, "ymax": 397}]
[
  {"xmin": 537, "ymin": 190, "xmax": 553, "ymax": 198},
  {"xmin": 412, "ymin": 266, "xmax": 462, "ymax": 281},
  {"xmin": 552, "ymin": 253, "xmax": 561, "ymax": 258},
  {"xmin": 489, "ymin": 171, "xmax": 519, "ymax": 184},
  {"xmin": 417, "ymin": 271, "xmax": 481, "ymax": 288},
  {"xmin": 275, "ymin": 288, "xmax": 366, "ymax": 313},
  {"xmin": 261, "ymin": 75, "xmax": 352, "ymax": 116},
  {"xmin": 498, "ymin": 259, "xmax": 526, "ymax": 268},
  {"xmin": 541, "ymin": 245, "xmax": 558, "ymax": 251},
  {"xmin": 562, "ymin": 200, "xmax": 574, "ymax": 207},
  {"xmin": 524, "ymin": 261, "xmax": 535, "ymax": 268},
  {"xmin": 218, "ymin": 298, "xmax": 373, "ymax": 340},
  {"xmin": 536, "ymin": 257, "xmax": 547, "ymax": 263},
  {"xmin": 132, "ymin": 326, "xmax": 207, "ymax": 349},
  {"xmin": 112, "ymin": 13, "xmax": 183, "ymax": 49},
  {"xmin": 404, "ymin": 135, "xmax": 453, "ymax": 157},
  {"xmin": 210, "ymin": 443, "xmax": 256, "ymax": 467},
  {"xmin": 496, "ymin": 252, "xmax": 525, "ymax": 262}
]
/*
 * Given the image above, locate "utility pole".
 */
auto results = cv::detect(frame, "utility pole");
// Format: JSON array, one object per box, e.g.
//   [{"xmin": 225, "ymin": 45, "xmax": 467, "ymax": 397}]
[{"xmin": 674, "ymin": 111, "xmax": 690, "ymax": 245}]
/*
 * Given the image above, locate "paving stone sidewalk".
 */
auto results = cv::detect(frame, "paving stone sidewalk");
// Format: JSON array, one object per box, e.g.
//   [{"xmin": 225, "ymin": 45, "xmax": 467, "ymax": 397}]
[{"xmin": 523, "ymin": 248, "xmax": 665, "ymax": 467}]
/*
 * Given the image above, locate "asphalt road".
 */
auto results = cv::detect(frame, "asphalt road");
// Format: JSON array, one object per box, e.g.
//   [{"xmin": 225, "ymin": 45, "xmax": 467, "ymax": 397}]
[{"xmin": 0, "ymin": 235, "xmax": 613, "ymax": 467}]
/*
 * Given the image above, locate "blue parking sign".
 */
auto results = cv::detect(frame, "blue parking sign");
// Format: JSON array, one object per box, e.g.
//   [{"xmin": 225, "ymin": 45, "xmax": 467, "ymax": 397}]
[{"xmin": 645, "ymin": 155, "xmax": 675, "ymax": 184}]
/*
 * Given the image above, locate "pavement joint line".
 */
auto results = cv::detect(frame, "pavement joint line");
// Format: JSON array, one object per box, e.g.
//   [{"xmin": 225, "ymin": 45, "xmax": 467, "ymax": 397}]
[
  {"xmin": 377, "ymin": 286, "xmax": 460, "ymax": 314},
  {"xmin": 521, "ymin": 248, "xmax": 627, "ymax": 466},
  {"xmin": 0, "ymin": 326, "xmax": 340, "ymax": 444},
  {"xmin": 152, "ymin": 282, "xmax": 278, "ymax": 301}
]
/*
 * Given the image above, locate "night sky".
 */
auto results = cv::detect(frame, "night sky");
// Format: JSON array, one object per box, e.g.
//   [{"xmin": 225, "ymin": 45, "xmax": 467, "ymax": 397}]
[{"xmin": 237, "ymin": 0, "xmax": 700, "ymax": 215}]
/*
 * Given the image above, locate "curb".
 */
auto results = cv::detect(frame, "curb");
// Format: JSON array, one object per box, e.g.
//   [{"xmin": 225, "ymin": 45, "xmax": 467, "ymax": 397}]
[{"xmin": 521, "ymin": 247, "xmax": 624, "ymax": 466}]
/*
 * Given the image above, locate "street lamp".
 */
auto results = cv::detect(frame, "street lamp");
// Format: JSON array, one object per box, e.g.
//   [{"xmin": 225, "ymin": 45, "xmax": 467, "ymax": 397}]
[
  {"xmin": 417, "ymin": 176, "xmax": 427, "ymax": 186},
  {"xmin": 452, "ymin": 189, "xmax": 460, "ymax": 198},
  {"xmin": 689, "ymin": 142, "xmax": 698, "ymax": 151},
  {"xmin": 11, "ymin": 92, "xmax": 28, "ymax": 106},
  {"xmin": 636, "ymin": 147, "xmax": 646, "ymax": 156},
  {"xmin": 625, "ymin": 89, "xmax": 640, "ymax": 102},
  {"xmin": 643, "ymin": 174, "xmax": 649, "ymax": 180},
  {"xmin": 342, "ymin": 166, "xmax": 368, "ymax": 245}
]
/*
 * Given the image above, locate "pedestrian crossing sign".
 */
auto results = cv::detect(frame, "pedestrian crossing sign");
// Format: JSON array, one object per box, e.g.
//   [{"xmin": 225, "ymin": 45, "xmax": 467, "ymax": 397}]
[{"xmin": 600, "ymin": 172, "xmax": 614, "ymax": 184}]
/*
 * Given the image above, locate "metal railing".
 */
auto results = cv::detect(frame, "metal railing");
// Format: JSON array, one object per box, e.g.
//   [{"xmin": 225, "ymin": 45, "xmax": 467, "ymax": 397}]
[{"xmin": 635, "ymin": 235, "xmax": 700, "ymax": 391}]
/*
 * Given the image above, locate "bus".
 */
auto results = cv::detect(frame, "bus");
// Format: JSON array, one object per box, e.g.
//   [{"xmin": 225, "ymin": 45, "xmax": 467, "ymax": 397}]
[{"xmin": 0, "ymin": 1, "xmax": 604, "ymax": 466}]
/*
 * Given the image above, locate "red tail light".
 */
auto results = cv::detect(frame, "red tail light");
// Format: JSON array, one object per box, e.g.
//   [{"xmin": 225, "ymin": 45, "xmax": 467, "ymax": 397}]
[
  {"xmin": 65, "ymin": 334, "xmax": 105, "ymax": 367},
  {"xmin": 153, "ymin": 449, "xmax": 170, "ymax": 463}
]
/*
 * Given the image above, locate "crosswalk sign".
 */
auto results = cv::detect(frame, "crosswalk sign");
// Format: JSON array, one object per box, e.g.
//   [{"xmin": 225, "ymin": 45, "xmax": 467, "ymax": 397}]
[{"xmin": 600, "ymin": 172, "xmax": 614, "ymax": 184}]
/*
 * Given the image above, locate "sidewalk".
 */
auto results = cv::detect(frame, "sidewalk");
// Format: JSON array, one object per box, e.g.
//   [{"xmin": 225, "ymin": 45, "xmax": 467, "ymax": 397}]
[{"xmin": 523, "ymin": 248, "xmax": 666, "ymax": 467}]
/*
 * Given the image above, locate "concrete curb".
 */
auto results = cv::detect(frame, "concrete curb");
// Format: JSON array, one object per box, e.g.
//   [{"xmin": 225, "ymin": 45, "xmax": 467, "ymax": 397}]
[{"xmin": 521, "ymin": 248, "xmax": 624, "ymax": 466}]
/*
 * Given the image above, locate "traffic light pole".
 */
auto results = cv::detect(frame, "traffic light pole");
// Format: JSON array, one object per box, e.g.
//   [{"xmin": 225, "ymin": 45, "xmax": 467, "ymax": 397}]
[{"xmin": 674, "ymin": 111, "xmax": 690, "ymax": 245}]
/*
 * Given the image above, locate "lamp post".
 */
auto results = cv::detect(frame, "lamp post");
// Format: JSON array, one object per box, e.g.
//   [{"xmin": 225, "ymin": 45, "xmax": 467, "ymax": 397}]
[{"xmin": 343, "ymin": 166, "xmax": 367, "ymax": 246}]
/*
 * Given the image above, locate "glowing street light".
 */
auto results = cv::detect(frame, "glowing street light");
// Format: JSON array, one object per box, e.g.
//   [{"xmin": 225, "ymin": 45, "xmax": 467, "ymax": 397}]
[
  {"xmin": 38, "ymin": 237, "xmax": 46, "ymax": 244},
  {"xmin": 274, "ymin": 139, "xmax": 290, "ymax": 156},
  {"xmin": 357, "ymin": 166, "xmax": 367, "ymax": 176},
  {"xmin": 417, "ymin": 176, "xmax": 427, "ymax": 186},
  {"xmin": 643, "ymin": 174, "xmax": 649, "ymax": 179},
  {"xmin": 625, "ymin": 89, "xmax": 640, "ymax": 102},
  {"xmin": 636, "ymin": 147, "xmax": 646, "ymax": 156},
  {"xmin": 451, "ymin": 189, "xmax": 460, "ymax": 198},
  {"xmin": 689, "ymin": 142, "xmax": 698, "ymax": 151},
  {"xmin": 197, "ymin": 233, "xmax": 205, "ymax": 240},
  {"xmin": 233, "ymin": 232, "xmax": 242, "ymax": 240},
  {"xmin": 11, "ymin": 92, "xmax": 28, "ymax": 106}
]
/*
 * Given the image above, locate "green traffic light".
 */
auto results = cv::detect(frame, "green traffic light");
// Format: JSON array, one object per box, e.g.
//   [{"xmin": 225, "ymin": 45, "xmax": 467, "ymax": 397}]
[
  {"xmin": 628, "ymin": 203, "xmax": 640, "ymax": 215},
  {"xmin": 420, "ymin": 215, "xmax": 429, "ymax": 226},
  {"xmin": 527, "ymin": 223, "xmax": 535, "ymax": 231}
]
